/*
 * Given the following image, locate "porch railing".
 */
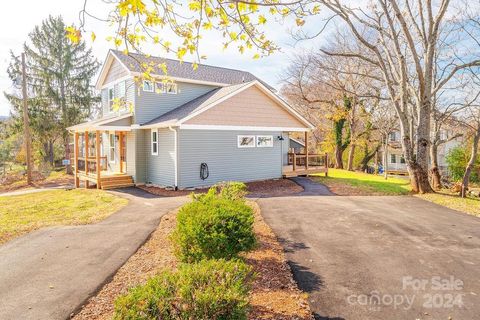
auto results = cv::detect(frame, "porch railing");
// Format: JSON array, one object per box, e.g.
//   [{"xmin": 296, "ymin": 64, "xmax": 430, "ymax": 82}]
[
  {"xmin": 72, "ymin": 156, "xmax": 107, "ymax": 174},
  {"xmin": 288, "ymin": 153, "xmax": 328, "ymax": 172}
]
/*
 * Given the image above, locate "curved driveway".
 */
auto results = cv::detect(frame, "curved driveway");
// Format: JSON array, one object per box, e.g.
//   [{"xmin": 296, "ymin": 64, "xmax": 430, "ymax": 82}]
[
  {"xmin": 257, "ymin": 195, "xmax": 480, "ymax": 320},
  {"xmin": 0, "ymin": 188, "xmax": 187, "ymax": 320}
]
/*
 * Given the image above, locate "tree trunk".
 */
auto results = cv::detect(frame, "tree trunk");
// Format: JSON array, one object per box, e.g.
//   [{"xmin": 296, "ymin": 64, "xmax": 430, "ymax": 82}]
[
  {"xmin": 404, "ymin": 106, "xmax": 433, "ymax": 194},
  {"xmin": 429, "ymin": 143, "xmax": 442, "ymax": 190},
  {"xmin": 460, "ymin": 129, "xmax": 480, "ymax": 198},
  {"xmin": 347, "ymin": 143, "xmax": 355, "ymax": 171},
  {"xmin": 334, "ymin": 145, "xmax": 344, "ymax": 169},
  {"xmin": 360, "ymin": 144, "xmax": 380, "ymax": 172},
  {"xmin": 64, "ymin": 135, "xmax": 72, "ymax": 174}
]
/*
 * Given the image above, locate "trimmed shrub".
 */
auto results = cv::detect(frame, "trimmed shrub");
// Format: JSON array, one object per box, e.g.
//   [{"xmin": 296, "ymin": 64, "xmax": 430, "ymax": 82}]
[
  {"xmin": 217, "ymin": 181, "xmax": 248, "ymax": 201},
  {"xmin": 172, "ymin": 196, "xmax": 256, "ymax": 262},
  {"xmin": 113, "ymin": 259, "xmax": 253, "ymax": 320}
]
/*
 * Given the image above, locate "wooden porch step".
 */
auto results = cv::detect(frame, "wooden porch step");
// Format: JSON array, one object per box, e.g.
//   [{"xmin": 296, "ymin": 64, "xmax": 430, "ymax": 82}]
[
  {"xmin": 102, "ymin": 182, "xmax": 135, "ymax": 190},
  {"xmin": 100, "ymin": 175, "xmax": 133, "ymax": 182},
  {"xmin": 100, "ymin": 175, "xmax": 134, "ymax": 190}
]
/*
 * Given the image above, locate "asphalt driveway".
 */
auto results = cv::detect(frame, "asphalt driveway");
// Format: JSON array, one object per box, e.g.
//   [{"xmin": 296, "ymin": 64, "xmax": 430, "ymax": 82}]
[
  {"xmin": 257, "ymin": 195, "xmax": 480, "ymax": 320},
  {"xmin": 0, "ymin": 188, "xmax": 187, "ymax": 320}
]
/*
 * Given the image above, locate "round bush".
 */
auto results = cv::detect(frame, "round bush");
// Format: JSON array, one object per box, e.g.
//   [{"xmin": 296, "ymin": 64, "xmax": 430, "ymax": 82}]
[
  {"xmin": 172, "ymin": 196, "xmax": 256, "ymax": 262},
  {"xmin": 114, "ymin": 259, "xmax": 253, "ymax": 320}
]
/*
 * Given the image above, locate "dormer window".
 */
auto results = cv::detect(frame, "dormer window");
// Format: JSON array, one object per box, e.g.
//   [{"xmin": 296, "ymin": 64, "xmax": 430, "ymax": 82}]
[{"xmin": 143, "ymin": 80, "xmax": 154, "ymax": 92}]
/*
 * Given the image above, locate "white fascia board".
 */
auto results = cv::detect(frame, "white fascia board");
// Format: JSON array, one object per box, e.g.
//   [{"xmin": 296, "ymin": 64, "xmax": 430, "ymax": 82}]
[
  {"xmin": 95, "ymin": 51, "xmax": 132, "ymax": 90},
  {"xmin": 179, "ymin": 124, "xmax": 309, "ymax": 132}
]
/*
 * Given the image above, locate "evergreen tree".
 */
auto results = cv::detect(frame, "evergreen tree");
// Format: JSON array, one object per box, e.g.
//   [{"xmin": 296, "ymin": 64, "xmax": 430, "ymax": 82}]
[{"xmin": 5, "ymin": 15, "xmax": 100, "ymax": 172}]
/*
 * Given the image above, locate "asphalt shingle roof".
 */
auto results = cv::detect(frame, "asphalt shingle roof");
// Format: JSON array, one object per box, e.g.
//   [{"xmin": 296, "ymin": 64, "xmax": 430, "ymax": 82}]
[
  {"xmin": 142, "ymin": 82, "xmax": 253, "ymax": 127},
  {"xmin": 111, "ymin": 50, "xmax": 270, "ymax": 87}
]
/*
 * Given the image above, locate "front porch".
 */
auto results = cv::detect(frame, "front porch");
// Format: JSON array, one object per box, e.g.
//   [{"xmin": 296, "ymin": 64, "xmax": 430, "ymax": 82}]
[{"xmin": 72, "ymin": 129, "xmax": 133, "ymax": 190}]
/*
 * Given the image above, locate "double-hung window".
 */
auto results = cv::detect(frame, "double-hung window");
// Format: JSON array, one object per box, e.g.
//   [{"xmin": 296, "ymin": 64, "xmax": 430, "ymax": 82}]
[
  {"xmin": 390, "ymin": 154, "xmax": 397, "ymax": 164},
  {"xmin": 151, "ymin": 129, "xmax": 158, "ymax": 155}
]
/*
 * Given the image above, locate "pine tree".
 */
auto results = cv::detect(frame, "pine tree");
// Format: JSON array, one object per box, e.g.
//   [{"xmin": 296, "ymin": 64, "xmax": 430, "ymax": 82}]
[{"xmin": 5, "ymin": 15, "xmax": 100, "ymax": 172}]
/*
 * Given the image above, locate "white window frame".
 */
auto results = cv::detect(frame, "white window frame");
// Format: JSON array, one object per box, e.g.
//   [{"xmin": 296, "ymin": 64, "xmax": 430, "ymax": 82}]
[
  {"xmin": 109, "ymin": 133, "xmax": 116, "ymax": 163},
  {"xmin": 237, "ymin": 135, "xmax": 256, "ymax": 148},
  {"xmin": 155, "ymin": 82, "xmax": 166, "ymax": 94},
  {"xmin": 256, "ymin": 135, "xmax": 273, "ymax": 147},
  {"xmin": 390, "ymin": 154, "xmax": 396, "ymax": 164},
  {"xmin": 143, "ymin": 80, "xmax": 154, "ymax": 92},
  {"xmin": 165, "ymin": 83, "xmax": 178, "ymax": 94},
  {"xmin": 151, "ymin": 129, "xmax": 159, "ymax": 155},
  {"xmin": 108, "ymin": 87, "xmax": 114, "ymax": 112}
]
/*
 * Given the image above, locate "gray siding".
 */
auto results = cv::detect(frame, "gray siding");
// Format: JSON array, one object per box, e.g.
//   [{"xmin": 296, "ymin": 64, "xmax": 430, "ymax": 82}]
[
  {"xmin": 135, "ymin": 130, "xmax": 147, "ymax": 183},
  {"xmin": 126, "ymin": 131, "xmax": 136, "ymax": 179},
  {"xmin": 134, "ymin": 82, "xmax": 216, "ymax": 124},
  {"xmin": 178, "ymin": 130, "xmax": 282, "ymax": 188},
  {"xmin": 145, "ymin": 128, "xmax": 176, "ymax": 186}
]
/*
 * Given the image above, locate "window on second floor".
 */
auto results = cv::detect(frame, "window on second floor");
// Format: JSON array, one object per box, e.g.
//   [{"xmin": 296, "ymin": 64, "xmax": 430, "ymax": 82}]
[
  {"xmin": 400, "ymin": 156, "xmax": 406, "ymax": 164},
  {"xmin": 166, "ymin": 83, "xmax": 178, "ymax": 94},
  {"xmin": 108, "ymin": 87, "xmax": 114, "ymax": 111},
  {"xmin": 143, "ymin": 80, "xmax": 154, "ymax": 92},
  {"xmin": 389, "ymin": 132, "xmax": 398, "ymax": 142}
]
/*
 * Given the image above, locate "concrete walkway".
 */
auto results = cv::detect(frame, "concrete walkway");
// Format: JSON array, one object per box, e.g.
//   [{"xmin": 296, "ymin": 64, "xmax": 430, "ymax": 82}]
[
  {"xmin": 258, "ymin": 195, "xmax": 480, "ymax": 320},
  {"xmin": 290, "ymin": 177, "xmax": 335, "ymax": 196},
  {"xmin": 0, "ymin": 188, "xmax": 187, "ymax": 320}
]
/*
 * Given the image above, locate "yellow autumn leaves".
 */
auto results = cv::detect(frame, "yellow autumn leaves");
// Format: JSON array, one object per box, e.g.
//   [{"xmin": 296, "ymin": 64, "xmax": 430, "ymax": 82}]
[{"xmin": 65, "ymin": 0, "xmax": 320, "ymax": 75}]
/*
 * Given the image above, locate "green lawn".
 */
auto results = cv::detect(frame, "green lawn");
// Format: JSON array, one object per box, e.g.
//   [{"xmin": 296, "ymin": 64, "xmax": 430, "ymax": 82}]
[
  {"xmin": 312, "ymin": 169, "xmax": 480, "ymax": 217},
  {"xmin": 0, "ymin": 189, "xmax": 128, "ymax": 244},
  {"xmin": 313, "ymin": 169, "xmax": 411, "ymax": 195}
]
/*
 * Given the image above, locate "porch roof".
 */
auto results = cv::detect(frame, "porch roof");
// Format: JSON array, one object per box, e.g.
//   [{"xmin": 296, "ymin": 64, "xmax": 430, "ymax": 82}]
[{"xmin": 67, "ymin": 113, "xmax": 133, "ymax": 132}]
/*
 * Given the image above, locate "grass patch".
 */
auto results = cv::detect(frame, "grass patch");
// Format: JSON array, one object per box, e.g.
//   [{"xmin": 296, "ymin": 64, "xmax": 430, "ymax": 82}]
[
  {"xmin": 313, "ymin": 169, "xmax": 411, "ymax": 195},
  {"xmin": 0, "ymin": 189, "xmax": 128, "ymax": 244},
  {"xmin": 416, "ymin": 191, "xmax": 480, "ymax": 217}
]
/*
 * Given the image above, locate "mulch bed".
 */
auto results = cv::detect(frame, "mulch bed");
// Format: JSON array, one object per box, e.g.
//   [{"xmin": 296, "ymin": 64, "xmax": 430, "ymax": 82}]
[
  {"xmin": 72, "ymin": 201, "xmax": 313, "ymax": 320},
  {"xmin": 138, "ymin": 178, "xmax": 304, "ymax": 198}
]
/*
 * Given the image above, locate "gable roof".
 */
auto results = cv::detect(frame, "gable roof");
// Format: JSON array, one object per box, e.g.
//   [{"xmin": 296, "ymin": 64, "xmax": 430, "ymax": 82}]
[
  {"xmin": 96, "ymin": 50, "xmax": 272, "ymax": 89},
  {"xmin": 142, "ymin": 80, "xmax": 314, "ymax": 130}
]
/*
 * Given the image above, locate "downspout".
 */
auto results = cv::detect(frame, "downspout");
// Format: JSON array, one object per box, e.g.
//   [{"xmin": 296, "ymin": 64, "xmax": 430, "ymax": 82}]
[{"xmin": 169, "ymin": 126, "xmax": 178, "ymax": 189}]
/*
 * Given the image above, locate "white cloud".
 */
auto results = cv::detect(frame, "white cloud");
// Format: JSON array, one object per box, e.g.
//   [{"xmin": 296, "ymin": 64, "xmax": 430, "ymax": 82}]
[{"xmin": 0, "ymin": 0, "xmax": 328, "ymax": 116}]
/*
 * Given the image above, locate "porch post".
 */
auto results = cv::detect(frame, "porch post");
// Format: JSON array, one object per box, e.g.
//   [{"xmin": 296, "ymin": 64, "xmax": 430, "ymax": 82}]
[
  {"xmin": 96, "ymin": 130, "xmax": 101, "ymax": 189},
  {"xmin": 84, "ymin": 130, "xmax": 89, "ymax": 189},
  {"xmin": 305, "ymin": 131, "xmax": 309, "ymax": 170},
  {"xmin": 119, "ymin": 131, "xmax": 124, "ymax": 173},
  {"xmin": 74, "ymin": 132, "xmax": 79, "ymax": 188}
]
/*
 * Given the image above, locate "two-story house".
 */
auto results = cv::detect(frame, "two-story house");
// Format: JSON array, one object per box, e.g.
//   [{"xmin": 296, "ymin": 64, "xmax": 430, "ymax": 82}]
[
  {"xmin": 384, "ymin": 128, "xmax": 463, "ymax": 175},
  {"xmin": 68, "ymin": 50, "xmax": 320, "ymax": 189}
]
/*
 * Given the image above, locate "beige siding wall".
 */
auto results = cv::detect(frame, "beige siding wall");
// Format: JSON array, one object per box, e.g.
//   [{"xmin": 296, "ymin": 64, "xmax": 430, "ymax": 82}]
[
  {"xmin": 184, "ymin": 86, "xmax": 307, "ymax": 128},
  {"xmin": 103, "ymin": 59, "xmax": 129, "ymax": 86}
]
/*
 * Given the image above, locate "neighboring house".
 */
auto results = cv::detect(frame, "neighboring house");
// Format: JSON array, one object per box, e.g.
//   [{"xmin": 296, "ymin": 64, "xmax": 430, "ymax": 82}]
[
  {"xmin": 383, "ymin": 128, "xmax": 463, "ymax": 175},
  {"xmin": 68, "ymin": 50, "xmax": 320, "ymax": 189}
]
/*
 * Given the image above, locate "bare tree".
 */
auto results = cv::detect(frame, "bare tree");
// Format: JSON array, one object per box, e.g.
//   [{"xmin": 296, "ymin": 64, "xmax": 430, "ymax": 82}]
[{"xmin": 315, "ymin": 0, "xmax": 480, "ymax": 193}]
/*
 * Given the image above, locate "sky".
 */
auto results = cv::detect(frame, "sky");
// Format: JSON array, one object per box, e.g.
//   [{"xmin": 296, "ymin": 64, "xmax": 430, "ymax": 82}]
[{"xmin": 0, "ymin": 0, "xmax": 327, "ymax": 117}]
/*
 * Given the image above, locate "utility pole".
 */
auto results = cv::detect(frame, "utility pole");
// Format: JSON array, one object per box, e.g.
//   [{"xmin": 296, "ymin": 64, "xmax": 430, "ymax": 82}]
[{"xmin": 21, "ymin": 53, "xmax": 32, "ymax": 185}]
